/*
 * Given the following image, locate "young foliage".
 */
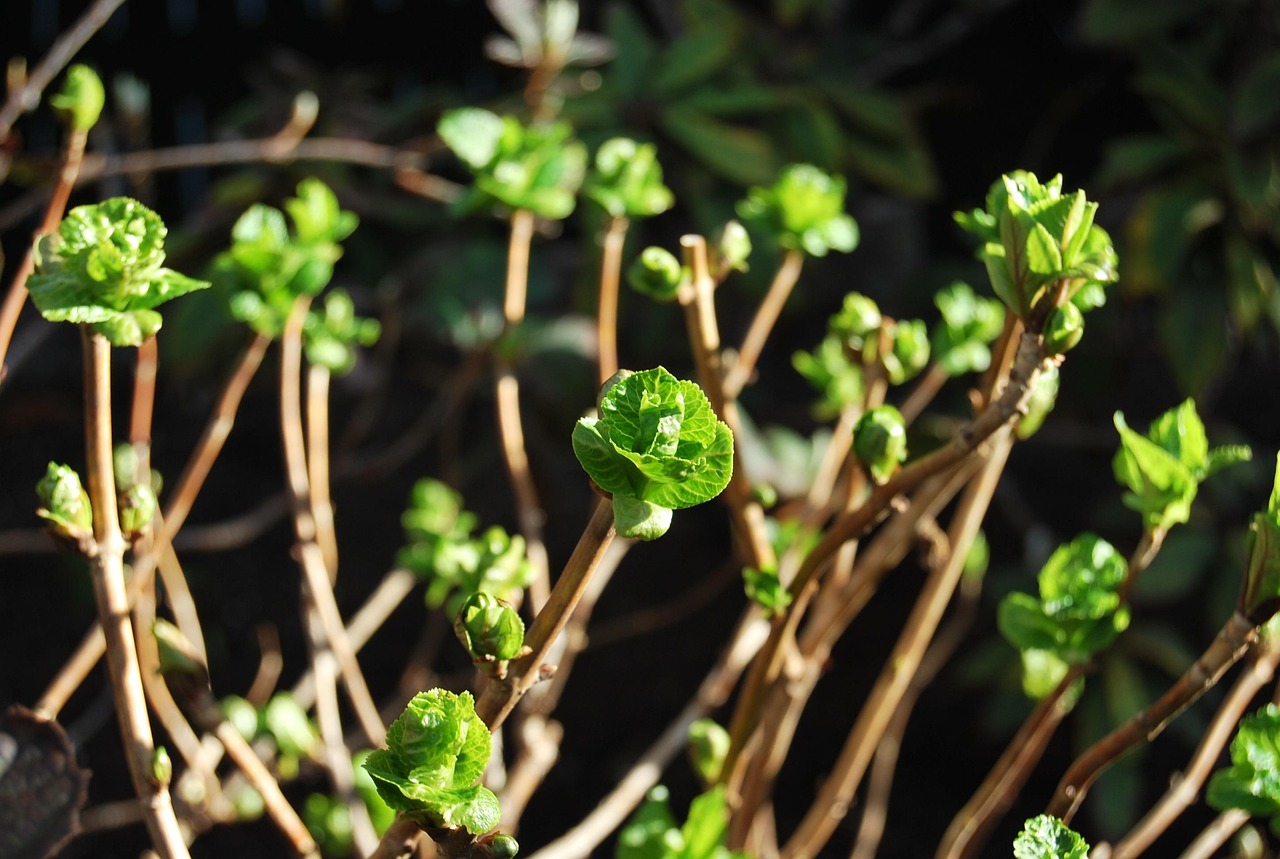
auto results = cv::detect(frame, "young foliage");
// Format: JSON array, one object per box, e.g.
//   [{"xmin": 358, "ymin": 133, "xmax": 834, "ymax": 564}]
[
  {"xmin": 742, "ymin": 565, "xmax": 792, "ymax": 617},
  {"xmin": 35, "ymin": 462, "xmax": 92, "ymax": 541},
  {"xmin": 453, "ymin": 592, "xmax": 526, "ymax": 676},
  {"xmin": 1112, "ymin": 398, "xmax": 1252, "ymax": 530},
  {"xmin": 572, "ymin": 367, "xmax": 733, "ymax": 540},
  {"xmin": 217, "ymin": 179, "xmax": 357, "ymax": 338},
  {"xmin": 438, "ymin": 107, "xmax": 587, "ymax": 220},
  {"xmin": 1241, "ymin": 454, "xmax": 1280, "ymax": 622},
  {"xmin": 362, "ymin": 689, "xmax": 502, "ymax": 837},
  {"xmin": 1206, "ymin": 703, "xmax": 1280, "ymax": 836},
  {"xmin": 792, "ymin": 333, "xmax": 865, "ymax": 420},
  {"xmin": 954, "ymin": 171, "xmax": 1117, "ymax": 319},
  {"xmin": 930, "ymin": 280, "xmax": 1006, "ymax": 376},
  {"xmin": 303, "ymin": 288, "xmax": 381, "ymax": 375},
  {"xmin": 687, "ymin": 719, "xmax": 730, "ymax": 786},
  {"xmin": 881, "ymin": 318, "xmax": 930, "ymax": 384},
  {"xmin": 50, "ymin": 64, "xmax": 104, "ymax": 133},
  {"xmin": 628, "ymin": 246, "xmax": 686, "ymax": 302},
  {"xmin": 397, "ymin": 479, "xmax": 535, "ymax": 614},
  {"xmin": 27, "ymin": 198, "xmax": 210, "ymax": 346},
  {"xmin": 736, "ymin": 163, "xmax": 859, "ymax": 257},
  {"xmin": 1012, "ymin": 815, "xmax": 1089, "ymax": 859},
  {"xmin": 586, "ymin": 138, "xmax": 675, "ymax": 219},
  {"xmin": 999, "ymin": 534, "xmax": 1130, "ymax": 697},
  {"xmin": 854, "ymin": 405, "xmax": 907, "ymax": 484},
  {"xmin": 616, "ymin": 785, "xmax": 747, "ymax": 859}
]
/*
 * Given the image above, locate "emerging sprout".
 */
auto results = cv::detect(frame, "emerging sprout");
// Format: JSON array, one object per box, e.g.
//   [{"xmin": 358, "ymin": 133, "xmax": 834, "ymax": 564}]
[
  {"xmin": 586, "ymin": 137, "xmax": 674, "ymax": 219},
  {"xmin": 882, "ymin": 318, "xmax": 930, "ymax": 384},
  {"xmin": 453, "ymin": 592, "xmax": 526, "ymax": 676},
  {"xmin": 931, "ymin": 281, "xmax": 1006, "ymax": 376},
  {"xmin": 150, "ymin": 746, "xmax": 173, "ymax": 788},
  {"xmin": 616, "ymin": 785, "xmax": 746, "ymax": 859},
  {"xmin": 50, "ymin": 64, "xmax": 105, "ymax": 133},
  {"xmin": 737, "ymin": 163, "xmax": 859, "ymax": 257},
  {"xmin": 853, "ymin": 406, "xmax": 907, "ymax": 484},
  {"xmin": 1043, "ymin": 301, "xmax": 1084, "ymax": 355},
  {"xmin": 36, "ymin": 462, "xmax": 92, "ymax": 540},
  {"xmin": 793, "ymin": 334, "xmax": 866, "ymax": 420},
  {"xmin": 627, "ymin": 247, "xmax": 685, "ymax": 302},
  {"xmin": 27, "ymin": 198, "xmax": 210, "ymax": 346},
  {"xmin": 1206, "ymin": 703, "xmax": 1280, "ymax": 836},
  {"xmin": 715, "ymin": 220, "xmax": 752, "ymax": 273},
  {"xmin": 1013, "ymin": 815, "xmax": 1089, "ymax": 859},
  {"xmin": 363, "ymin": 689, "xmax": 502, "ymax": 836},
  {"xmin": 303, "ymin": 288, "xmax": 381, "ymax": 375},
  {"xmin": 687, "ymin": 719, "xmax": 730, "ymax": 786},
  {"xmin": 438, "ymin": 107, "xmax": 587, "ymax": 220},
  {"xmin": 1112, "ymin": 398, "xmax": 1252, "ymax": 530},
  {"xmin": 572, "ymin": 367, "xmax": 734, "ymax": 540},
  {"xmin": 830, "ymin": 292, "xmax": 882, "ymax": 351},
  {"xmin": 743, "ymin": 566, "xmax": 792, "ymax": 618}
]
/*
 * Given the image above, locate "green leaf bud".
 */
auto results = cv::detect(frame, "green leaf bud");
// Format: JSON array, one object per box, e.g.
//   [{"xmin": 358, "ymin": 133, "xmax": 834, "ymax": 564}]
[
  {"xmin": 220, "ymin": 695, "xmax": 259, "ymax": 743},
  {"xmin": 1043, "ymin": 301, "xmax": 1084, "ymax": 355},
  {"xmin": 750, "ymin": 483, "xmax": 778, "ymax": 509},
  {"xmin": 586, "ymin": 137, "xmax": 674, "ymax": 219},
  {"xmin": 113, "ymin": 443, "xmax": 142, "ymax": 490},
  {"xmin": 884, "ymin": 319, "xmax": 930, "ymax": 384},
  {"xmin": 830, "ymin": 292, "xmax": 881, "ymax": 352},
  {"xmin": 36, "ymin": 462, "xmax": 93, "ymax": 539},
  {"xmin": 453, "ymin": 592, "xmax": 526, "ymax": 671},
  {"xmin": 716, "ymin": 221, "xmax": 751, "ymax": 273},
  {"xmin": 119, "ymin": 483, "xmax": 157, "ymax": 539},
  {"xmin": 231, "ymin": 784, "xmax": 265, "ymax": 821},
  {"xmin": 743, "ymin": 566, "xmax": 792, "ymax": 617},
  {"xmin": 737, "ymin": 164, "xmax": 859, "ymax": 256},
  {"xmin": 612, "ymin": 495, "xmax": 674, "ymax": 541},
  {"xmin": 627, "ymin": 247, "xmax": 685, "ymax": 302},
  {"xmin": 853, "ymin": 406, "xmax": 907, "ymax": 484},
  {"xmin": 488, "ymin": 834, "xmax": 520, "ymax": 858},
  {"xmin": 1013, "ymin": 815, "xmax": 1089, "ymax": 859},
  {"xmin": 50, "ymin": 64, "xmax": 105, "ymax": 133},
  {"xmin": 687, "ymin": 718, "xmax": 730, "ymax": 786},
  {"xmin": 150, "ymin": 746, "xmax": 173, "ymax": 787},
  {"xmin": 264, "ymin": 693, "xmax": 319, "ymax": 759}
]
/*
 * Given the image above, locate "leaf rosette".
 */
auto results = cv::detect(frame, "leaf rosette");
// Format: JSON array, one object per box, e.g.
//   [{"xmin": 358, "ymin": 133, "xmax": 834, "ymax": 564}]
[
  {"xmin": 572, "ymin": 367, "xmax": 733, "ymax": 540},
  {"xmin": 737, "ymin": 163, "xmax": 858, "ymax": 257},
  {"xmin": 586, "ymin": 137, "xmax": 675, "ymax": 219},
  {"xmin": 363, "ymin": 689, "xmax": 500, "ymax": 836},
  {"xmin": 1013, "ymin": 815, "xmax": 1089, "ymax": 859},
  {"xmin": 28, "ymin": 198, "xmax": 210, "ymax": 346}
]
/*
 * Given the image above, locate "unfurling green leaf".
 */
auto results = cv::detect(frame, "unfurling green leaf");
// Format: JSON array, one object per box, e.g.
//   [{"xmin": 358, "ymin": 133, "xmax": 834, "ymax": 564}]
[
  {"xmin": 737, "ymin": 164, "xmax": 859, "ymax": 257},
  {"xmin": 830, "ymin": 292, "xmax": 881, "ymax": 351},
  {"xmin": 793, "ymin": 334, "xmax": 865, "ymax": 420},
  {"xmin": 628, "ymin": 247, "xmax": 685, "ymax": 302},
  {"xmin": 1241, "ymin": 454, "xmax": 1280, "ymax": 622},
  {"xmin": 27, "ymin": 198, "xmax": 210, "ymax": 346},
  {"xmin": 36, "ymin": 462, "xmax": 92, "ymax": 539},
  {"xmin": 454, "ymin": 592, "xmax": 526, "ymax": 674},
  {"xmin": 1013, "ymin": 815, "xmax": 1089, "ymax": 859},
  {"xmin": 743, "ymin": 566, "xmax": 791, "ymax": 617},
  {"xmin": 586, "ymin": 138, "xmax": 674, "ymax": 219},
  {"xmin": 1043, "ymin": 301, "xmax": 1084, "ymax": 356},
  {"xmin": 572, "ymin": 367, "xmax": 733, "ymax": 540},
  {"xmin": 853, "ymin": 406, "xmax": 907, "ymax": 484},
  {"xmin": 616, "ymin": 784, "xmax": 747, "ymax": 859},
  {"xmin": 51, "ymin": 65, "xmax": 105, "ymax": 133},
  {"xmin": 1112, "ymin": 399, "xmax": 1251, "ymax": 530},
  {"xmin": 303, "ymin": 288, "xmax": 381, "ymax": 375},
  {"xmin": 687, "ymin": 719, "xmax": 730, "ymax": 786},
  {"xmin": 1206, "ymin": 704, "xmax": 1280, "ymax": 836},
  {"xmin": 883, "ymin": 318, "xmax": 930, "ymax": 384},
  {"xmin": 999, "ymin": 533, "xmax": 1130, "ymax": 693},
  {"xmin": 363, "ymin": 689, "xmax": 501, "ymax": 835}
]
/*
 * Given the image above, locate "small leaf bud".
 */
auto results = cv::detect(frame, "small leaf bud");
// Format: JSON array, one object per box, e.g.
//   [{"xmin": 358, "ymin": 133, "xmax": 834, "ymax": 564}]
[
  {"xmin": 150, "ymin": 746, "xmax": 173, "ymax": 787},
  {"xmin": 853, "ymin": 406, "xmax": 908, "ymax": 484},
  {"xmin": 488, "ymin": 834, "xmax": 520, "ymax": 858},
  {"xmin": 50, "ymin": 64, "xmax": 105, "ymax": 133},
  {"xmin": 830, "ymin": 292, "xmax": 881, "ymax": 351},
  {"xmin": 1018, "ymin": 364, "xmax": 1060, "ymax": 439},
  {"xmin": 688, "ymin": 718, "xmax": 731, "ymax": 785},
  {"xmin": 716, "ymin": 220, "xmax": 751, "ymax": 272},
  {"xmin": 36, "ymin": 462, "xmax": 93, "ymax": 539},
  {"xmin": 454, "ymin": 592, "xmax": 526, "ymax": 668},
  {"xmin": 1043, "ymin": 301, "xmax": 1085, "ymax": 355},
  {"xmin": 119, "ymin": 483, "xmax": 157, "ymax": 539},
  {"xmin": 626, "ymin": 247, "xmax": 684, "ymax": 301}
]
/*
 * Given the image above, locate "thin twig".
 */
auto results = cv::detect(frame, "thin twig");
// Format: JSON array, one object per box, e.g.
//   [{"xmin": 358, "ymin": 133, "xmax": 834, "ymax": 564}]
[
  {"xmin": 1176, "ymin": 809, "xmax": 1251, "ymax": 859},
  {"xmin": 897, "ymin": 362, "xmax": 950, "ymax": 426},
  {"xmin": 596, "ymin": 215, "xmax": 629, "ymax": 386},
  {"xmin": 307, "ymin": 364, "xmax": 339, "ymax": 579},
  {"xmin": 1046, "ymin": 610, "xmax": 1261, "ymax": 823},
  {"xmin": 1111, "ymin": 635, "xmax": 1280, "ymax": 858},
  {"xmin": 80, "ymin": 328, "xmax": 190, "ymax": 859},
  {"xmin": 722, "ymin": 249, "xmax": 805, "ymax": 399}
]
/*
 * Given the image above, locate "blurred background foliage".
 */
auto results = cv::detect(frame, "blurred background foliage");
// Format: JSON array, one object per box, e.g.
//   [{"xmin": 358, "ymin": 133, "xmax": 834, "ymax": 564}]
[{"xmin": 1, "ymin": 0, "xmax": 1278, "ymax": 856}]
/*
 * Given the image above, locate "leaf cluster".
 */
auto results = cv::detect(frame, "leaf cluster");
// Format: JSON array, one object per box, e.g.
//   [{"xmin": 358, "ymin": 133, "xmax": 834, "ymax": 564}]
[
  {"xmin": 955, "ymin": 171, "xmax": 1117, "ymax": 320},
  {"xmin": 363, "ymin": 689, "xmax": 500, "ymax": 836},
  {"xmin": 930, "ymin": 281, "xmax": 1006, "ymax": 376},
  {"xmin": 453, "ymin": 592, "xmax": 526, "ymax": 674},
  {"xmin": 1112, "ymin": 398, "xmax": 1251, "ymax": 530},
  {"xmin": 998, "ymin": 534, "xmax": 1130, "ymax": 697},
  {"xmin": 572, "ymin": 367, "xmax": 734, "ymax": 540},
  {"xmin": 742, "ymin": 566, "xmax": 791, "ymax": 618},
  {"xmin": 216, "ymin": 178, "xmax": 357, "ymax": 339},
  {"xmin": 737, "ymin": 163, "xmax": 858, "ymax": 257},
  {"xmin": 27, "ymin": 197, "xmax": 210, "ymax": 346},
  {"xmin": 616, "ymin": 785, "xmax": 747, "ymax": 859},
  {"xmin": 397, "ymin": 479, "xmax": 535, "ymax": 615},
  {"xmin": 1206, "ymin": 703, "xmax": 1280, "ymax": 836},
  {"xmin": 586, "ymin": 138, "xmax": 675, "ymax": 220},
  {"xmin": 1012, "ymin": 815, "xmax": 1089, "ymax": 859},
  {"xmin": 303, "ymin": 288, "xmax": 381, "ymax": 375},
  {"xmin": 438, "ymin": 108, "xmax": 587, "ymax": 220}
]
